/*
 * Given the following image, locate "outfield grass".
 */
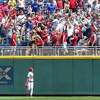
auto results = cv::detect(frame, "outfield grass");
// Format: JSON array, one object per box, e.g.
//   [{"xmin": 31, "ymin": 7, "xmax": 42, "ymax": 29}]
[{"xmin": 0, "ymin": 96, "xmax": 100, "ymax": 100}]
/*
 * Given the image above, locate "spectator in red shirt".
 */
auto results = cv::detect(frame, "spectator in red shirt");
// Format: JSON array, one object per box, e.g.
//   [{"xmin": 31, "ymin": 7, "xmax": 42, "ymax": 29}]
[
  {"xmin": 69, "ymin": 0, "xmax": 77, "ymax": 12},
  {"xmin": 9, "ymin": 8, "xmax": 16, "ymax": 19},
  {"xmin": 10, "ymin": 32, "xmax": 17, "ymax": 46},
  {"xmin": 0, "ymin": 11, "xmax": 3, "ymax": 21},
  {"xmin": 51, "ymin": 30, "xmax": 57, "ymax": 46},
  {"xmin": 71, "ymin": 33, "xmax": 78, "ymax": 46},
  {"xmin": 30, "ymin": 33, "xmax": 44, "ymax": 47},
  {"xmin": 62, "ymin": 32, "xmax": 67, "ymax": 44},
  {"xmin": 35, "ymin": 36, "xmax": 44, "ymax": 46},
  {"xmin": 74, "ymin": 25, "xmax": 83, "ymax": 41},
  {"xmin": 35, "ymin": 12, "xmax": 44, "ymax": 24},
  {"xmin": 88, "ymin": 32, "xmax": 97, "ymax": 46},
  {"xmin": 55, "ymin": 30, "xmax": 62, "ymax": 46},
  {"xmin": 51, "ymin": 30, "xmax": 67, "ymax": 46},
  {"xmin": 62, "ymin": 32, "xmax": 68, "ymax": 53},
  {"xmin": 91, "ymin": 22, "xmax": 97, "ymax": 33},
  {"xmin": 42, "ymin": 27, "xmax": 49, "ymax": 45},
  {"xmin": 36, "ymin": 25, "xmax": 49, "ymax": 44}
]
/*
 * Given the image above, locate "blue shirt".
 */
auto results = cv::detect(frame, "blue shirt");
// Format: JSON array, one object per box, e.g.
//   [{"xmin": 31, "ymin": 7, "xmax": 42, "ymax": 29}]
[
  {"xmin": 47, "ymin": 3, "xmax": 56, "ymax": 14},
  {"xmin": 32, "ymin": 2, "xmax": 39, "ymax": 12},
  {"xmin": 0, "ymin": 0, "xmax": 7, "ymax": 3},
  {"xmin": 25, "ymin": 21, "xmax": 33, "ymax": 31}
]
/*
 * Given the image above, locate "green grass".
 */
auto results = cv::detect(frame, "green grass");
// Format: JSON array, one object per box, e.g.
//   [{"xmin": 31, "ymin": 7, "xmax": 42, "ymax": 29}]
[{"xmin": 0, "ymin": 96, "xmax": 100, "ymax": 100}]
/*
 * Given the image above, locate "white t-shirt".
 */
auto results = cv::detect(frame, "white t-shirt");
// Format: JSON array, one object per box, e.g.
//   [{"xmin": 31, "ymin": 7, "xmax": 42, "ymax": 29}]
[
  {"xmin": 16, "ymin": 15, "xmax": 26, "ymax": 25},
  {"xmin": 2, "ymin": 16, "xmax": 8, "ymax": 25},
  {"xmin": 67, "ymin": 24, "xmax": 74, "ymax": 37},
  {"xmin": 17, "ymin": 0, "xmax": 25, "ymax": 8},
  {"xmin": 53, "ymin": 0, "xmax": 57, "ymax": 6},
  {"xmin": 95, "ymin": 4, "xmax": 100, "ymax": 10},
  {"xmin": 27, "ymin": 72, "xmax": 34, "ymax": 82},
  {"xmin": 2, "ymin": 18, "xmax": 6, "ymax": 25},
  {"xmin": 88, "ymin": 0, "xmax": 95, "ymax": 5},
  {"xmin": 56, "ymin": 20, "xmax": 66, "ymax": 32}
]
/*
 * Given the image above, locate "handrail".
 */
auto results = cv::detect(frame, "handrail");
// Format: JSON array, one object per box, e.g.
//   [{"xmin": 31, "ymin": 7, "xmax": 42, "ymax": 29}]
[{"xmin": 0, "ymin": 46, "xmax": 99, "ymax": 56}]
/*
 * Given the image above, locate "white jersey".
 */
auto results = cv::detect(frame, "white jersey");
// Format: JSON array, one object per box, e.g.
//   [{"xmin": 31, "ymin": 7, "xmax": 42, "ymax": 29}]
[
  {"xmin": 27, "ymin": 72, "xmax": 34, "ymax": 82},
  {"xmin": 17, "ymin": 0, "xmax": 25, "ymax": 8},
  {"xmin": 67, "ymin": 24, "xmax": 74, "ymax": 37}
]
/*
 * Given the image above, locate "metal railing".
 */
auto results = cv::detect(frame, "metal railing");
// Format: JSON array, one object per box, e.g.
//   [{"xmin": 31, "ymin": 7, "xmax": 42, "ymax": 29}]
[{"xmin": 0, "ymin": 46, "xmax": 100, "ymax": 56}]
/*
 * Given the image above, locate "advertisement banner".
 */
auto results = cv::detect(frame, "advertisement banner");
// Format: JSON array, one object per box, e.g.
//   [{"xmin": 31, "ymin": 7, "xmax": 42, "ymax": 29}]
[{"xmin": 0, "ymin": 65, "xmax": 13, "ymax": 85}]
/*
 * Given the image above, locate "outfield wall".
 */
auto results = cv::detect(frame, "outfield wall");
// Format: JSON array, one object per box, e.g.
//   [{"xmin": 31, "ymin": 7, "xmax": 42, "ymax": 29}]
[{"xmin": 0, "ymin": 56, "xmax": 100, "ymax": 95}]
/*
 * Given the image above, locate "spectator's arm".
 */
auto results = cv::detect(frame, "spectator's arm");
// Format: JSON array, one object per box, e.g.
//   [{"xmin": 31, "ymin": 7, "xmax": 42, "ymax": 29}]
[{"xmin": 92, "ymin": 34, "xmax": 96, "ymax": 46}]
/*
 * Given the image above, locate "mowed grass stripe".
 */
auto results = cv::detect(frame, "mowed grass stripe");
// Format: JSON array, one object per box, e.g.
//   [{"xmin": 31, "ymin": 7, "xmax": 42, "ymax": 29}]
[{"xmin": 0, "ymin": 96, "xmax": 100, "ymax": 100}]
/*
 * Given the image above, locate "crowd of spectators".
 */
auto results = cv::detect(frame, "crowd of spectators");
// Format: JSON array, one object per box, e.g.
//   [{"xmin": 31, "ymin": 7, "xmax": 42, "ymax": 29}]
[{"xmin": 0, "ymin": 0, "xmax": 99, "ymax": 52}]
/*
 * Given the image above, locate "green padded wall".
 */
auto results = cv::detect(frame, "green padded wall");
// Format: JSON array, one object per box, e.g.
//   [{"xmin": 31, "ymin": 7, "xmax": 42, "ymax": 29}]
[
  {"xmin": 93, "ymin": 60, "xmax": 100, "ymax": 95},
  {"xmin": 72, "ymin": 60, "xmax": 93, "ymax": 95},
  {"xmin": 0, "ymin": 59, "xmax": 99, "ymax": 95}
]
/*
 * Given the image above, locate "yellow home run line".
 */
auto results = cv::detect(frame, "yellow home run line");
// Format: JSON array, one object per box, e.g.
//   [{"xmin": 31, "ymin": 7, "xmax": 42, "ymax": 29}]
[{"xmin": 0, "ymin": 56, "xmax": 100, "ymax": 59}]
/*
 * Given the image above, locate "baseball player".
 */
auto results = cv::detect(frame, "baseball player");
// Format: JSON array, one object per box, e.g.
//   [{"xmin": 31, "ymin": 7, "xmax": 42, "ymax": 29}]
[{"xmin": 25, "ymin": 67, "xmax": 34, "ymax": 96}]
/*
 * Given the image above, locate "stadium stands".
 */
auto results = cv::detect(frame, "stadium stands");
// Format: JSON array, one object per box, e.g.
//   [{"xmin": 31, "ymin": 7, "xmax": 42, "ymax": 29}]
[{"xmin": 0, "ymin": 0, "xmax": 99, "ymax": 55}]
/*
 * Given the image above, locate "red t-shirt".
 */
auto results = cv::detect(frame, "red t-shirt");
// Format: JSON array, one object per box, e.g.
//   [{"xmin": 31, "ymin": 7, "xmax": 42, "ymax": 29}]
[
  {"xmin": 37, "ymin": 30, "xmax": 42, "ymax": 36},
  {"xmin": 35, "ymin": 38, "xmax": 44, "ymax": 46},
  {"xmin": 51, "ymin": 32, "xmax": 57, "ymax": 45},
  {"xmin": 51, "ymin": 32, "xmax": 67, "ymax": 46},
  {"xmin": 42, "ymin": 31, "xmax": 48, "ymax": 43},
  {"xmin": 37, "ymin": 30, "xmax": 48, "ymax": 43},
  {"xmin": 35, "ymin": 15, "xmax": 43, "ymax": 23},
  {"xmin": 91, "ymin": 23, "xmax": 96, "ymax": 33},
  {"xmin": 61, "ymin": 32, "xmax": 67, "ymax": 43},
  {"xmin": 69, "ymin": 0, "xmax": 77, "ymax": 9},
  {"xmin": 11, "ymin": 33, "xmax": 17, "ymax": 46},
  {"xmin": 78, "ymin": 26, "xmax": 83, "ymax": 39},
  {"xmin": 71, "ymin": 35, "xmax": 78, "ymax": 46},
  {"xmin": 46, "ymin": 21, "xmax": 52, "ymax": 28},
  {"xmin": 89, "ymin": 33, "xmax": 96, "ymax": 44},
  {"xmin": 10, "ymin": 9, "xmax": 16, "ymax": 19},
  {"xmin": 0, "ymin": 11, "xmax": 3, "ymax": 21},
  {"xmin": 56, "ymin": 34, "xmax": 62, "ymax": 46},
  {"xmin": 75, "ymin": 26, "xmax": 83, "ymax": 39}
]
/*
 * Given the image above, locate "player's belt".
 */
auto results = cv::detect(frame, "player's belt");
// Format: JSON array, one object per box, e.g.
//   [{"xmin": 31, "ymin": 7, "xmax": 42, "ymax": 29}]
[{"xmin": 29, "ymin": 81, "xmax": 34, "ymax": 82}]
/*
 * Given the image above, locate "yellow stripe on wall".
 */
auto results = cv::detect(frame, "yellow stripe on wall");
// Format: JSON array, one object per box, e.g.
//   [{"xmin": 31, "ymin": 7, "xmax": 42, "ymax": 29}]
[{"xmin": 0, "ymin": 56, "xmax": 100, "ymax": 59}]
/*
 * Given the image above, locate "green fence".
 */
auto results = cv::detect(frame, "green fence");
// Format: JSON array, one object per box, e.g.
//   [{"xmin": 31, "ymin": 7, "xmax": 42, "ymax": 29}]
[{"xmin": 0, "ymin": 58, "xmax": 100, "ymax": 95}]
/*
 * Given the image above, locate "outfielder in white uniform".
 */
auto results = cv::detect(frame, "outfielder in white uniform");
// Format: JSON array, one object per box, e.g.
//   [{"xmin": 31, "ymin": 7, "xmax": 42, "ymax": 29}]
[{"xmin": 25, "ymin": 67, "xmax": 34, "ymax": 96}]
